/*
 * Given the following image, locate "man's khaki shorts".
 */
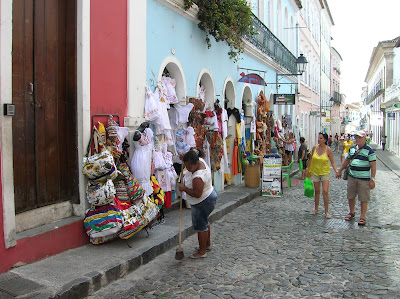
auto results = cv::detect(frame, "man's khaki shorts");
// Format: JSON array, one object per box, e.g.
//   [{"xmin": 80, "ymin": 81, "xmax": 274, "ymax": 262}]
[{"xmin": 347, "ymin": 175, "xmax": 370, "ymax": 202}]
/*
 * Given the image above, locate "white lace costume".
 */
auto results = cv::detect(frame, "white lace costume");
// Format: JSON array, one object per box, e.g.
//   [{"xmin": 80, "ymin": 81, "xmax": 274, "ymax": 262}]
[{"xmin": 130, "ymin": 127, "xmax": 154, "ymax": 196}]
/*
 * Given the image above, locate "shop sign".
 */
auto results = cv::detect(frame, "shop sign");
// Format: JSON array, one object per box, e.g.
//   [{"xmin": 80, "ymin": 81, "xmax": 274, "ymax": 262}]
[
  {"xmin": 238, "ymin": 73, "xmax": 266, "ymax": 86},
  {"xmin": 273, "ymin": 94, "xmax": 295, "ymax": 105},
  {"xmin": 310, "ymin": 111, "xmax": 318, "ymax": 116},
  {"xmin": 326, "ymin": 118, "xmax": 333, "ymax": 122},
  {"xmin": 388, "ymin": 112, "xmax": 395, "ymax": 120}
]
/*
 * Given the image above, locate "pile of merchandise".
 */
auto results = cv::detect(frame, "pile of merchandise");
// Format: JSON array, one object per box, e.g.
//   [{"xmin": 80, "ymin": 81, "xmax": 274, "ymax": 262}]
[{"xmin": 82, "ymin": 116, "xmax": 162, "ymax": 245}]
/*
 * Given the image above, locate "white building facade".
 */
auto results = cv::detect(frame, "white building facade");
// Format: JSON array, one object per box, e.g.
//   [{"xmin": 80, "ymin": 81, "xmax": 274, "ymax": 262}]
[
  {"xmin": 383, "ymin": 39, "xmax": 400, "ymax": 156},
  {"xmin": 364, "ymin": 36, "xmax": 398, "ymax": 146}
]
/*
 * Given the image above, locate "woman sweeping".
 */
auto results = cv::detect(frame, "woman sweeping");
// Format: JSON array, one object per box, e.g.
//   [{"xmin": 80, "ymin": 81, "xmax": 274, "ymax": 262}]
[
  {"xmin": 306, "ymin": 132, "xmax": 338, "ymax": 219},
  {"xmin": 179, "ymin": 148, "xmax": 217, "ymax": 259}
]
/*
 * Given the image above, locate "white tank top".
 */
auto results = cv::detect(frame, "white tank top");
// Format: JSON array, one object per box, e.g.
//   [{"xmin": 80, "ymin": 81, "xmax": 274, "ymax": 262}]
[{"xmin": 184, "ymin": 158, "xmax": 213, "ymax": 205}]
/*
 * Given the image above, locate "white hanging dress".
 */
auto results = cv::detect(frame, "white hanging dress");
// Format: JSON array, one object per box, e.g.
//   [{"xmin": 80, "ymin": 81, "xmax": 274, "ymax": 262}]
[{"xmin": 130, "ymin": 127, "xmax": 154, "ymax": 196}]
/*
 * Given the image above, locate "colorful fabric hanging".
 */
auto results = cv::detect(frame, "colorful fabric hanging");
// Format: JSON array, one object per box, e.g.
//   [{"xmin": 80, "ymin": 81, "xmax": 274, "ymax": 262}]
[
  {"xmin": 206, "ymin": 131, "xmax": 224, "ymax": 171},
  {"xmin": 232, "ymin": 139, "xmax": 239, "ymax": 176}
]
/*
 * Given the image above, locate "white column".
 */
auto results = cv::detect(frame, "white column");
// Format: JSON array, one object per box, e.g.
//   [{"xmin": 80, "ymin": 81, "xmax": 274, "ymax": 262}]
[
  {"xmin": 125, "ymin": 0, "xmax": 147, "ymax": 127},
  {"xmin": 74, "ymin": 0, "xmax": 91, "ymax": 216},
  {"xmin": 1, "ymin": 0, "xmax": 17, "ymax": 248}
]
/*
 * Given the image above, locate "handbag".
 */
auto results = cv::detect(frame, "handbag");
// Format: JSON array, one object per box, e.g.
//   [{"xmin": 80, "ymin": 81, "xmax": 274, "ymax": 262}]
[
  {"xmin": 342, "ymin": 165, "xmax": 350, "ymax": 180},
  {"xmin": 150, "ymin": 175, "xmax": 165, "ymax": 207},
  {"xmin": 114, "ymin": 198, "xmax": 147, "ymax": 239},
  {"xmin": 117, "ymin": 162, "xmax": 145, "ymax": 202},
  {"xmin": 304, "ymin": 178, "xmax": 314, "ymax": 198},
  {"xmin": 343, "ymin": 149, "xmax": 361, "ymax": 180},
  {"xmin": 86, "ymin": 179, "xmax": 116, "ymax": 206},
  {"xmin": 136, "ymin": 196, "xmax": 160, "ymax": 224},
  {"xmin": 83, "ymin": 204, "xmax": 123, "ymax": 239},
  {"xmin": 82, "ymin": 127, "xmax": 118, "ymax": 183}
]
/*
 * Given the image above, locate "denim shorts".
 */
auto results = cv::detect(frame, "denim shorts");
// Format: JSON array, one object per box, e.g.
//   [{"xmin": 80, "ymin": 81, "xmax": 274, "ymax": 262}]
[{"xmin": 191, "ymin": 189, "xmax": 217, "ymax": 232}]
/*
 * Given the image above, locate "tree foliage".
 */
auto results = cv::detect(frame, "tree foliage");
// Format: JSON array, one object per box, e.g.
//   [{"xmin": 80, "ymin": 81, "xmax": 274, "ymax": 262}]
[{"xmin": 184, "ymin": 0, "xmax": 256, "ymax": 62}]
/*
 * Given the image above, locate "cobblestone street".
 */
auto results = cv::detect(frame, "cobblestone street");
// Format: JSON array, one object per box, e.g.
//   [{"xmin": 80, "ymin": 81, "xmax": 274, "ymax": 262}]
[{"xmin": 90, "ymin": 153, "xmax": 400, "ymax": 298}]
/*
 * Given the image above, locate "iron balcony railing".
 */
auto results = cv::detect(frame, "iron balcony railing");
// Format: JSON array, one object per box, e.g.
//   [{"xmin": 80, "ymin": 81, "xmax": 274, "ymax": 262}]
[
  {"xmin": 332, "ymin": 91, "xmax": 342, "ymax": 104},
  {"xmin": 244, "ymin": 14, "xmax": 297, "ymax": 74},
  {"xmin": 188, "ymin": 2, "xmax": 297, "ymax": 74},
  {"xmin": 366, "ymin": 79, "xmax": 384, "ymax": 103}
]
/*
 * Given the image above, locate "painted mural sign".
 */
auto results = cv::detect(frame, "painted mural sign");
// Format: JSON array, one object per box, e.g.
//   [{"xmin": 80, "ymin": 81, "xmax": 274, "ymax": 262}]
[{"xmin": 238, "ymin": 73, "xmax": 266, "ymax": 86}]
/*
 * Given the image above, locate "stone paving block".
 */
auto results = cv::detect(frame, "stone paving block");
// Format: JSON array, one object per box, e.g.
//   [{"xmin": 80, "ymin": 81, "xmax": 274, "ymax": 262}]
[{"xmin": 0, "ymin": 272, "xmax": 45, "ymax": 297}]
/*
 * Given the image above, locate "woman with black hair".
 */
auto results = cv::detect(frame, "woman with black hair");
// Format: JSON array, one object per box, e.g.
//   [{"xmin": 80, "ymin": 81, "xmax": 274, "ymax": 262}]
[
  {"xmin": 179, "ymin": 148, "xmax": 217, "ymax": 259},
  {"xmin": 306, "ymin": 132, "xmax": 338, "ymax": 218}
]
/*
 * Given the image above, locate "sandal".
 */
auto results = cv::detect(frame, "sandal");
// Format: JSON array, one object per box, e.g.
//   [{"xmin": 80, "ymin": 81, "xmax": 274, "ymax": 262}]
[
  {"xmin": 195, "ymin": 246, "xmax": 212, "ymax": 252},
  {"xmin": 358, "ymin": 218, "xmax": 366, "ymax": 226},
  {"xmin": 344, "ymin": 212, "xmax": 355, "ymax": 221}
]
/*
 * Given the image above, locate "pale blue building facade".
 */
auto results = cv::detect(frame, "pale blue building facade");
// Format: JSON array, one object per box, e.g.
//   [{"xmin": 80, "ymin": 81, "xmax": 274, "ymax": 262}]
[{"xmin": 143, "ymin": 0, "xmax": 302, "ymax": 191}]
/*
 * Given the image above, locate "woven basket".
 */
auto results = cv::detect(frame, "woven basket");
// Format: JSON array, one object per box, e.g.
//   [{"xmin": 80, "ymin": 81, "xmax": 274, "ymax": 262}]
[{"xmin": 244, "ymin": 164, "xmax": 260, "ymax": 188}]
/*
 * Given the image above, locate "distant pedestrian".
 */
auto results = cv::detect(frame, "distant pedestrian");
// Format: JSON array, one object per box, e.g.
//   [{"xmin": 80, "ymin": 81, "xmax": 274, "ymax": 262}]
[
  {"xmin": 342, "ymin": 135, "xmax": 354, "ymax": 162},
  {"xmin": 336, "ymin": 131, "xmax": 376, "ymax": 226},
  {"xmin": 370, "ymin": 131, "xmax": 373, "ymax": 139},
  {"xmin": 338, "ymin": 134, "xmax": 345, "ymax": 154},
  {"xmin": 381, "ymin": 135, "xmax": 387, "ymax": 151},
  {"xmin": 327, "ymin": 135, "xmax": 333, "ymax": 147},
  {"xmin": 306, "ymin": 132, "xmax": 339, "ymax": 218},
  {"xmin": 333, "ymin": 133, "xmax": 339, "ymax": 152},
  {"xmin": 298, "ymin": 137, "xmax": 308, "ymax": 180},
  {"xmin": 283, "ymin": 132, "xmax": 295, "ymax": 166}
]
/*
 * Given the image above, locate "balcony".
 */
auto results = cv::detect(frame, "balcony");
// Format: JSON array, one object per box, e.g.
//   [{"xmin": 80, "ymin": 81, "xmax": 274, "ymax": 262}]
[
  {"xmin": 244, "ymin": 14, "xmax": 297, "ymax": 74},
  {"xmin": 366, "ymin": 79, "xmax": 384, "ymax": 104},
  {"xmin": 332, "ymin": 91, "xmax": 342, "ymax": 104}
]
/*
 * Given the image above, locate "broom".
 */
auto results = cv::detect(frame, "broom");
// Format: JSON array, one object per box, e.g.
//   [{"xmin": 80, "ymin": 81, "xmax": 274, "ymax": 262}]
[{"xmin": 175, "ymin": 162, "xmax": 185, "ymax": 260}]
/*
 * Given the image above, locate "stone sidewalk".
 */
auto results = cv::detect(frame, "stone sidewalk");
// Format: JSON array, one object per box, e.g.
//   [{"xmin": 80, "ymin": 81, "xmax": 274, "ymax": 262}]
[{"xmin": 0, "ymin": 183, "xmax": 265, "ymax": 299}]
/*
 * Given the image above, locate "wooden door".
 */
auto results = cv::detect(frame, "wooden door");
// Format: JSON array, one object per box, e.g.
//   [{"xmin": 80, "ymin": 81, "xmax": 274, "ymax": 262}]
[{"xmin": 12, "ymin": 0, "xmax": 78, "ymax": 214}]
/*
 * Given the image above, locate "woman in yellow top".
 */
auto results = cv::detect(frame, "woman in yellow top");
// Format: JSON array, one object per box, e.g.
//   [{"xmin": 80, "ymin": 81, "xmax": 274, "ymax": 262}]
[
  {"xmin": 342, "ymin": 135, "xmax": 354, "ymax": 162},
  {"xmin": 306, "ymin": 132, "xmax": 338, "ymax": 218}
]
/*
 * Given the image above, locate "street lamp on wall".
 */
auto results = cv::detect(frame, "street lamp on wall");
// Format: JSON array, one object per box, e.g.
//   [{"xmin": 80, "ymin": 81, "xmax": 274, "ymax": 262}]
[
  {"xmin": 295, "ymin": 54, "xmax": 308, "ymax": 74},
  {"xmin": 275, "ymin": 54, "xmax": 308, "ymax": 93}
]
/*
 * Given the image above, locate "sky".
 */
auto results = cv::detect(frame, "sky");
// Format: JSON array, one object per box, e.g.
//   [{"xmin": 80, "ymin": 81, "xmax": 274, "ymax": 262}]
[{"xmin": 327, "ymin": 0, "xmax": 400, "ymax": 104}]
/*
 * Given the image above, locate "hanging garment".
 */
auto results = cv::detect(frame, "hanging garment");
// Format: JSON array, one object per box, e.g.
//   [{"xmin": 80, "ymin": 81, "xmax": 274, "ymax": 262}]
[
  {"xmin": 206, "ymin": 131, "xmax": 224, "ymax": 171},
  {"xmin": 184, "ymin": 126, "xmax": 196, "ymax": 148},
  {"xmin": 222, "ymin": 138, "xmax": 229, "ymax": 174},
  {"xmin": 175, "ymin": 103, "xmax": 194, "ymax": 124},
  {"xmin": 198, "ymin": 85, "xmax": 206, "ymax": 102},
  {"xmin": 153, "ymin": 85, "xmax": 172, "ymax": 134},
  {"xmin": 221, "ymin": 108, "xmax": 228, "ymax": 139},
  {"xmin": 167, "ymin": 106, "xmax": 179, "ymax": 129},
  {"xmin": 162, "ymin": 76, "xmax": 178, "ymax": 104},
  {"xmin": 116, "ymin": 126, "xmax": 129, "ymax": 152},
  {"xmin": 130, "ymin": 127, "xmax": 154, "ymax": 196},
  {"xmin": 226, "ymin": 108, "xmax": 241, "ymax": 123},
  {"xmin": 232, "ymin": 139, "xmax": 239, "ymax": 176},
  {"xmin": 144, "ymin": 86, "xmax": 161, "ymax": 122},
  {"xmin": 205, "ymin": 112, "xmax": 219, "ymax": 131},
  {"xmin": 204, "ymin": 139, "xmax": 211, "ymax": 170},
  {"xmin": 107, "ymin": 115, "xmax": 119, "ymax": 145}
]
